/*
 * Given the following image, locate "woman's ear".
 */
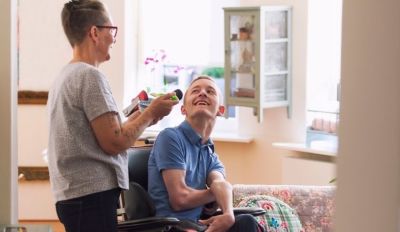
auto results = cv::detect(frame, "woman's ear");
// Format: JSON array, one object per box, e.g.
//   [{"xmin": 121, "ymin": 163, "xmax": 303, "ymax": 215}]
[
  {"xmin": 216, "ymin": 105, "xmax": 225, "ymax": 116},
  {"xmin": 89, "ymin": 26, "xmax": 99, "ymax": 43}
]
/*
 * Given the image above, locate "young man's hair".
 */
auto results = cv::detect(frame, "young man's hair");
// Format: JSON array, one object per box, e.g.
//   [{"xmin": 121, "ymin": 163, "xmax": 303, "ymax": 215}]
[
  {"xmin": 183, "ymin": 75, "xmax": 223, "ymax": 104},
  {"xmin": 61, "ymin": 0, "xmax": 109, "ymax": 47}
]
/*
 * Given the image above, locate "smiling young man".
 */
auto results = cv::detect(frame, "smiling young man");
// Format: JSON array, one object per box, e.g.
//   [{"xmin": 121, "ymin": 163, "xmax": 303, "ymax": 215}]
[{"xmin": 148, "ymin": 76, "xmax": 262, "ymax": 232}]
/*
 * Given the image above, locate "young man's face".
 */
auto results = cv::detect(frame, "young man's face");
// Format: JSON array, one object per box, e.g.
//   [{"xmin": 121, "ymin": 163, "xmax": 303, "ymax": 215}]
[{"xmin": 181, "ymin": 78, "xmax": 225, "ymax": 119}]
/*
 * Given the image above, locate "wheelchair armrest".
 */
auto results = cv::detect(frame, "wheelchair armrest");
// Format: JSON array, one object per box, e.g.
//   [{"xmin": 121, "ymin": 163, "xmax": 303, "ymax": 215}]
[
  {"xmin": 118, "ymin": 216, "xmax": 179, "ymax": 231},
  {"xmin": 118, "ymin": 217, "xmax": 208, "ymax": 232},
  {"xmin": 200, "ymin": 207, "xmax": 266, "ymax": 220},
  {"xmin": 233, "ymin": 207, "xmax": 266, "ymax": 216}
]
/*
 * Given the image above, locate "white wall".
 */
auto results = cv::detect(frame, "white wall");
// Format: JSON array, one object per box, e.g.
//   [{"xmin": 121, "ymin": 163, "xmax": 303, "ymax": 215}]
[
  {"xmin": 283, "ymin": 157, "xmax": 335, "ymax": 185},
  {"xmin": 18, "ymin": 0, "xmax": 68, "ymax": 91},
  {"xmin": 18, "ymin": 0, "xmax": 126, "ymax": 107},
  {"xmin": 335, "ymin": 0, "xmax": 400, "ymax": 231}
]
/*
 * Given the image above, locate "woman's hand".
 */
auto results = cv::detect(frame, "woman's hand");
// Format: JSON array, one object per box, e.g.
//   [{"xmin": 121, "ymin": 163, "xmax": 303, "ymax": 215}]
[{"xmin": 145, "ymin": 92, "xmax": 179, "ymax": 120}]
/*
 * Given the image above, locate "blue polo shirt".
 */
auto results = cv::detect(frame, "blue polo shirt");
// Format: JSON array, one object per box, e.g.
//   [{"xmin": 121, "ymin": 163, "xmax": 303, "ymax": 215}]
[{"xmin": 148, "ymin": 120, "xmax": 225, "ymax": 221}]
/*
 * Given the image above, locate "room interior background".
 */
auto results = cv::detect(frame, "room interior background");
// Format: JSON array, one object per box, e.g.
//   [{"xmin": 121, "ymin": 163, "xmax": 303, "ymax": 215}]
[{"xmin": 1, "ymin": 0, "xmax": 398, "ymax": 231}]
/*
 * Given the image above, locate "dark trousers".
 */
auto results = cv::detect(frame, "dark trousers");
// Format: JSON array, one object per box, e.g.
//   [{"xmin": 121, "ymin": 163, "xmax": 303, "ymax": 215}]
[
  {"xmin": 228, "ymin": 214, "xmax": 265, "ymax": 232},
  {"xmin": 171, "ymin": 214, "xmax": 264, "ymax": 232},
  {"xmin": 56, "ymin": 188, "xmax": 121, "ymax": 232}
]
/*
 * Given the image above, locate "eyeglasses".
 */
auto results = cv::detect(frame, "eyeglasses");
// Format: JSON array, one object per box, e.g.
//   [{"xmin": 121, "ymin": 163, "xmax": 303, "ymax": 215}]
[{"xmin": 96, "ymin": 25, "xmax": 118, "ymax": 38}]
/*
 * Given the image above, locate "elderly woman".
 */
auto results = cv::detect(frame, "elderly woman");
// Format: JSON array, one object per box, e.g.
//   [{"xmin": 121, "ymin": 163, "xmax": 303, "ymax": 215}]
[{"xmin": 47, "ymin": 1, "xmax": 178, "ymax": 231}]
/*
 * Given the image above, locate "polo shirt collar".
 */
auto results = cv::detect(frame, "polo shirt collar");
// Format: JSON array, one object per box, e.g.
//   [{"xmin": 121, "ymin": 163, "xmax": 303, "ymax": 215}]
[{"xmin": 179, "ymin": 120, "xmax": 214, "ymax": 151}]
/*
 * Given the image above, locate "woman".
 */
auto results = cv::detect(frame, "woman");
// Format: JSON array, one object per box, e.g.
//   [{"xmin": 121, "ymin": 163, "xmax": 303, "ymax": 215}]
[{"xmin": 47, "ymin": 1, "xmax": 178, "ymax": 231}]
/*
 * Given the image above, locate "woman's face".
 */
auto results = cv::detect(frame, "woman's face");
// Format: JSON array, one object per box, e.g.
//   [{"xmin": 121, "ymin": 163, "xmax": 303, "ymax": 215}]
[{"xmin": 95, "ymin": 17, "xmax": 117, "ymax": 62}]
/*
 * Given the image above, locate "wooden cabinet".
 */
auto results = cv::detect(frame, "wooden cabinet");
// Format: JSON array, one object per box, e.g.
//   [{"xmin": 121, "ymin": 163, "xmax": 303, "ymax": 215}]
[{"xmin": 223, "ymin": 6, "xmax": 292, "ymax": 122}]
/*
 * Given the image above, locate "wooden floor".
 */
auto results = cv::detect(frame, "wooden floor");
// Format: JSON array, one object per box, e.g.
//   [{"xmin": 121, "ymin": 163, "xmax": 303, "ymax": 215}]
[{"xmin": 19, "ymin": 220, "xmax": 64, "ymax": 232}]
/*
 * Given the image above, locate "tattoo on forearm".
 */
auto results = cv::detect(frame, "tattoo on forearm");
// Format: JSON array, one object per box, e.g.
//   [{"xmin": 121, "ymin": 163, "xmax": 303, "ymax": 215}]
[
  {"xmin": 106, "ymin": 113, "xmax": 122, "ymax": 137},
  {"xmin": 121, "ymin": 115, "xmax": 150, "ymax": 145},
  {"xmin": 122, "ymin": 127, "xmax": 139, "ymax": 140}
]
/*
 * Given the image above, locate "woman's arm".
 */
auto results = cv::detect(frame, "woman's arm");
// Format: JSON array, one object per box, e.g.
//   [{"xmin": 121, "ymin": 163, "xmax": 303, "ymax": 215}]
[{"xmin": 90, "ymin": 92, "xmax": 178, "ymax": 155}]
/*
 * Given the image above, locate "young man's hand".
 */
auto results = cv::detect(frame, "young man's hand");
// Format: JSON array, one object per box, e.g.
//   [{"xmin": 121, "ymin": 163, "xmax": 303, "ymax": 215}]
[
  {"xmin": 199, "ymin": 213, "xmax": 235, "ymax": 232},
  {"xmin": 201, "ymin": 201, "xmax": 219, "ymax": 218}
]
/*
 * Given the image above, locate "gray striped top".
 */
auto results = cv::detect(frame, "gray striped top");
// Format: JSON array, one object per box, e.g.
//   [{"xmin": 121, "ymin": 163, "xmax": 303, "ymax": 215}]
[{"xmin": 47, "ymin": 62, "xmax": 128, "ymax": 202}]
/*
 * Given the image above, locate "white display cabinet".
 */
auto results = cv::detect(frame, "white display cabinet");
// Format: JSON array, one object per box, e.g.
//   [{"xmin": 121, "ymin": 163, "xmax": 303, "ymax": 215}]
[{"xmin": 223, "ymin": 6, "xmax": 292, "ymax": 122}]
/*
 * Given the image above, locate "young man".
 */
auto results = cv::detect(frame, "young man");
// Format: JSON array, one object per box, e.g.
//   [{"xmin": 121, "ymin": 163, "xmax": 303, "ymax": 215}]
[{"xmin": 148, "ymin": 76, "xmax": 262, "ymax": 232}]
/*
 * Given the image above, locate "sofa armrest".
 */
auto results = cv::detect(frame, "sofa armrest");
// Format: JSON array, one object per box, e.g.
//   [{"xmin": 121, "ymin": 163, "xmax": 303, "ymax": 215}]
[
  {"xmin": 233, "ymin": 185, "xmax": 335, "ymax": 205},
  {"xmin": 233, "ymin": 184, "xmax": 336, "ymax": 231}
]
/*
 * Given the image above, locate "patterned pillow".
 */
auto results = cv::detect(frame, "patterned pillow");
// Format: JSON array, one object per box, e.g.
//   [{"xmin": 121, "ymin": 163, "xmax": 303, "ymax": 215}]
[{"xmin": 237, "ymin": 195, "xmax": 304, "ymax": 232}]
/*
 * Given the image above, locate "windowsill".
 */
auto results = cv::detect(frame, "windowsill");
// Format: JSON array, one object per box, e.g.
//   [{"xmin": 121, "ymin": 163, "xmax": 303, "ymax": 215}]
[
  {"xmin": 141, "ymin": 129, "xmax": 254, "ymax": 143},
  {"xmin": 272, "ymin": 142, "xmax": 337, "ymax": 157}
]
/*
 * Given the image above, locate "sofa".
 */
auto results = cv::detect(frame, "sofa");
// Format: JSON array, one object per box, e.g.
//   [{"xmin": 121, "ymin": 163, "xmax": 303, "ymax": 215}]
[{"xmin": 232, "ymin": 184, "xmax": 336, "ymax": 232}]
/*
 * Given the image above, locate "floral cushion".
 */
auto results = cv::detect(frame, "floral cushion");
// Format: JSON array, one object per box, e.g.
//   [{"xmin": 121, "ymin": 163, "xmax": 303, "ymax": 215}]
[
  {"xmin": 233, "ymin": 185, "xmax": 335, "ymax": 232},
  {"xmin": 237, "ymin": 195, "xmax": 304, "ymax": 232}
]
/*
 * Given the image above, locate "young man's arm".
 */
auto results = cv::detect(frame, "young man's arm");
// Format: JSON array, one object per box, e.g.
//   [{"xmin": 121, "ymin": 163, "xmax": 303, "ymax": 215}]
[
  {"xmin": 206, "ymin": 171, "xmax": 234, "ymax": 216},
  {"xmin": 198, "ymin": 170, "xmax": 235, "ymax": 231},
  {"xmin": 162, "ymin": 169, "xmax": 216, "ymax": 211}
]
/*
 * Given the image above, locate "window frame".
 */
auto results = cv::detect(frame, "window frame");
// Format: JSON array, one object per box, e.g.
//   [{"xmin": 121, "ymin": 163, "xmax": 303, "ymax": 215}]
[{"xmin": 134, "ymin": 0, "xmax": 240, "ymax": 134}]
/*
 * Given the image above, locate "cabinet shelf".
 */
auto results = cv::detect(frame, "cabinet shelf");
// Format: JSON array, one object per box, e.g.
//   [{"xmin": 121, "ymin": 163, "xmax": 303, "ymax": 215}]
[
  {"xmin": 264, "ymin": 100, "xmax": 289, "ymax": 108},
  {"xmin": 230, "ymin": 70, "xmax": 255, "ymax": 75},
  {"xmin": 224, "ymin": 6, "xmax": 292, "ymax": 122},
  {"xmin": 230, "ymin": 39, "xmax": 255, "ymax": 42},
  {"xmin": 264, "ymin": 38, "xmax": 289, "ymax": 43},
  {"xmin": 264, "ymin": 71, "xmax": 289, "ymax": 75}
]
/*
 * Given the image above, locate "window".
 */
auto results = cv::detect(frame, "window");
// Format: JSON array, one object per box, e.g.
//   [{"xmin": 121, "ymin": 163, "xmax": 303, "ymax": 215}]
[
  {"xmin": 306, "ymin": 0, "xmax": 342, "ymax": 150},
  {"xmin": 136, "ymin": 0, "xmax": 239, "ymax": 132}
]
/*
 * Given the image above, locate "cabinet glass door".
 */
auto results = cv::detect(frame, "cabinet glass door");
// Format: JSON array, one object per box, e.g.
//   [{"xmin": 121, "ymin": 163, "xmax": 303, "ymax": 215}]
[
  {"xmin": 228, "ymin": 13, "xmax": 256, "ymax": 99},
  {"xmin": 262, "ymin": 9, "xmax": 289, "ymax": 103},
  {"xmin": 224, "ymin": 6, "xmax": 291, "ymax": 122}
]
